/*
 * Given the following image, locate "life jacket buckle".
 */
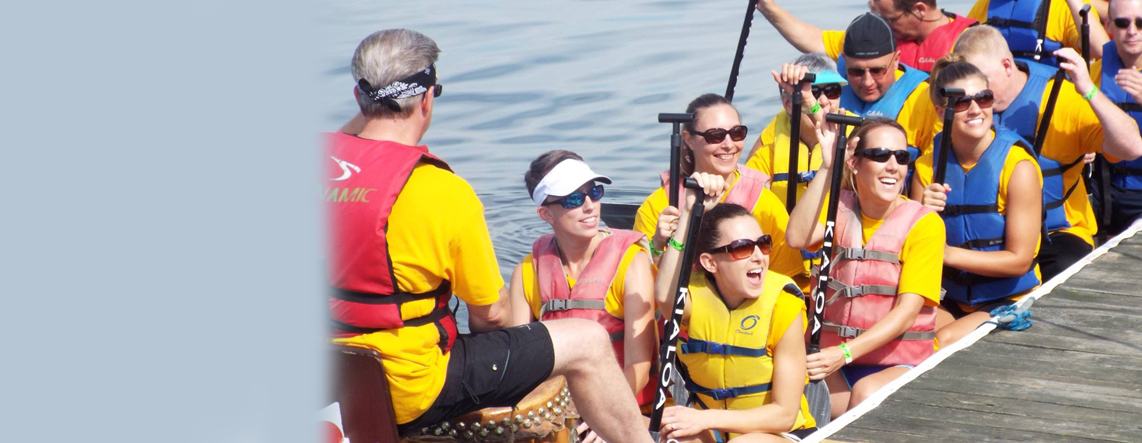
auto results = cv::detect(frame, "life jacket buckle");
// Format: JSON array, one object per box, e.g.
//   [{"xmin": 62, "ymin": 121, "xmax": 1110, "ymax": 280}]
[
  {"xmin": 836, "ymin": 325, "xmax": 861, "ymax": 338},
  {"xmin": 707, "ymin": 342, "xmax": 726, "ymax": 355},
  {"xmin": 708, "ymin": 388, "xmax": 733, "ymax": 401},
  {"xmin": 548, "ymin": 298, "xmax": 569, "ymax": 311}
]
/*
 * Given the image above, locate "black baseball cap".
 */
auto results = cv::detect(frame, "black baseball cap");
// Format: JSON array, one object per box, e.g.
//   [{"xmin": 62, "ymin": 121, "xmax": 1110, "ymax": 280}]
[{"xmin": 843, "ymin": 13, "xmax": 896, "ymax": 59}]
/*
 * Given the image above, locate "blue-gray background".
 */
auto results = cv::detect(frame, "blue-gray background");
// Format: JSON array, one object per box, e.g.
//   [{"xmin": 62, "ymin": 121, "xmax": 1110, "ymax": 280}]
[{"xmin": 3, "ymin": 0, "xmax": 971, "ymax": 441}]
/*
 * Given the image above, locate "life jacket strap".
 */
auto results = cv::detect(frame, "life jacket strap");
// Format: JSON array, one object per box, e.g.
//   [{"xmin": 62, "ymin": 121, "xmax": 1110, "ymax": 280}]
[
  {"xmin": 957, "ymin": 236, "xmax": 1006, "ymax": 249},
  {"xmin": 1044, "ymin": 179, "xmax": 1081, "ymax": 211},
  {"xmin": 1109, "ymin": 163, "xmax": 1142, "ymax": 176},
  {"xmin": 1042, "ymin": 155, "xmax": 1085, "ymax": 178},
  {"xmin": 986, "ymin": 17, "xmax": 1035, "ymax": 30},
  {"xmin": 685, "ymin": 379, "xmax": 772, "ymax": 401},
  {"xmin": 941, "ymin": 203, "xmax": 999, "ymax": 217},
  {"xmin": 679, "ymin": 339, "xmax": 768, "ymax": 357},
  {"xmin": 824, "ymin": 322, "xmax": 935, "ymax": 341},
  {"xmin": 825, "ymin": 280, "xmax": 898, "ymax": 304},
  {"xmin": 539, "ymin": 298, "xmax": 607, "ymax": 316},
  {"xmin": 330, "ymin": 281, "xmax": 452, "ymax": 305},
  {"xmin": 331, "ymin": 303, "xmax": 452, "ymax": 334},
  {"xmin": 835, "ymin": 246, "xmax": 900, "ymax": 264},
  {"xmin": 801, "ymin": 249, "xmax": 823, "ymax": 261},
  {"xmin": 1116, "ymin": 101, "xmax": 1142, "ymax": 113}
]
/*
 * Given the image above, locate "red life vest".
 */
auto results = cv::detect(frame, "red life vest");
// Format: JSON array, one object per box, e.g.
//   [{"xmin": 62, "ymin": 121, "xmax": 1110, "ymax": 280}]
[
  {"xmin": 532, "ymin": 229, "xmax": 657, "ymax": 406},
  {"xmin": 896, "ymin": 12, "xmax": 978, "ymax": 72},
  {"xmin": 660, "ymin": 165, "xmax": 771, "ymax": 210},
  {"xmin": 818, "ymin": 191, "xmax": 937, "ymax": 366},
  {"xmin": 325, "ymin": 132, "xmax": 458, "ymax": 353}
]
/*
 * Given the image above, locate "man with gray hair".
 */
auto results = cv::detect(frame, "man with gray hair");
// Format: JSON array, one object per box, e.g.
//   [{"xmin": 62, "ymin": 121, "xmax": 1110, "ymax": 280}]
[{"xmin": 326, "ymin": 29, "xmax": 654, "ymax": 442}]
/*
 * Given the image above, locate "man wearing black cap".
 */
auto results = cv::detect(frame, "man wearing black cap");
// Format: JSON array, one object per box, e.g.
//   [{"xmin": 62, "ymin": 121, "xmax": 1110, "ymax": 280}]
[
  {"xmin": 758, "ymin": 0, "xmax": 976, "ymax": 72},
  {"xmin": 837, "ymin": 13, "xmax": 940, "ymax": 165},
  {"xmin": 327, "ymin": 29, "xmax": 655, "ymax": 443}
]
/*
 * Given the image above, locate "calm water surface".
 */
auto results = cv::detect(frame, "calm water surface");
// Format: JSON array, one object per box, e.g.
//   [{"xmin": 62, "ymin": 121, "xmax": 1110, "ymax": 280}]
[{"xmin": 322, "ymin": 0, "xmax": 974, "ymax": 328}]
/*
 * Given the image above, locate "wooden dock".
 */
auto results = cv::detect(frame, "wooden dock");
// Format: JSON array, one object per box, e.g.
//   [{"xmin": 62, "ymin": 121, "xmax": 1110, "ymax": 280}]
[{"xmin": 823, "ymin": 229, "xmax": 1142, "ymax": 442}]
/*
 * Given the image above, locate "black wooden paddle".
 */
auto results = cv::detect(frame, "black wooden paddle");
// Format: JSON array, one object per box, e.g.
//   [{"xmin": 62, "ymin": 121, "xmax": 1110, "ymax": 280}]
[
  {"xmin": 787, "ymin": 73, "xmax": 817, "ymax": 213},
  {"xmin": 648, "ymin": 177, "xmax": 704, "ymax": 438},
  {"xmin": 933, "ymin": 87, "xmax": 965, "ymax": 185},
  {"xmin": 725, "ymin": 0, "xmax": 760, "ymax": 102}
]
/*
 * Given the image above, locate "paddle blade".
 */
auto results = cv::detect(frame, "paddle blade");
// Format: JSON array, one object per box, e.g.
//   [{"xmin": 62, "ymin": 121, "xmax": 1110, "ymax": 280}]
[{"xmin": 804, "ymin": 379, "xmax": 832, "ymax": 427}]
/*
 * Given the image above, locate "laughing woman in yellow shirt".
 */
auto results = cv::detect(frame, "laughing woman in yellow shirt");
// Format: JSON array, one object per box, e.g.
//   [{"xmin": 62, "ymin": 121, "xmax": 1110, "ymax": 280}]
[
  {"xmin": 911, "ymin": 58, "xmax": 1043, "ymax": 346},
  {"xmin": 635, "ymin": 93, "xmax": 810, "ymax": 292}
]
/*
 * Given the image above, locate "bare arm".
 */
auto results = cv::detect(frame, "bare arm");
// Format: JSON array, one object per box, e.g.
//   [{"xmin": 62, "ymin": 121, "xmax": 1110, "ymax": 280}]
[
  {"xmin": 621, "ymin": 251, "xmax": 657, "ymax": 395},
  {"xmin": 507, "ymin": 262, "xmax": 536, "ymax": 327},
  {"xmin": 1066, "ymin": 0, "xmax": 1109, "ymax": 59},
  {"xmin": 1058, "ymin": 48, "xmax": 1142, "ymax": 160},
  {"xmin": 807, "ymin": 292, "xmax": 926, "ymax": 380},
  {"xmin": 943, "ymin": 160, "xmax": 1041, "ymax": 278},
  {"xmin": 466, "ymin": 286, "xmax": 512, "ymax": 333},
  {"xmin": 756, "ymin": 0, "xmax": 827, "ymax": 54}
]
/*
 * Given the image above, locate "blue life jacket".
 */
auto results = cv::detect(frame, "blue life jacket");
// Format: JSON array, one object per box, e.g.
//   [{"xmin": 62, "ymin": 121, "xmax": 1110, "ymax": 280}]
[
  {"xmin": 985, "ymin": 0, "xmax": 1062, "ymax": 66},
  {"xmin": 1099, "ymin": 41, "xmax": 1142, "ymax": 191},
  {"xmin": 934, "ymin": 128, "xmax": 1040, "ymax": 306},
  {"xmin": 840, "ymin": 65, "xmax": 929, "ymax": 191},
  {"xmin": 992, "ymin": 60, "xmax": 1080, "ymax": 233}
]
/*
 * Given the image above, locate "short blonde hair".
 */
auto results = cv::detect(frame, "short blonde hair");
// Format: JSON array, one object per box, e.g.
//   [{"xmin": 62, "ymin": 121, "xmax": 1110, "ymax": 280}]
[{"xmin": 952, "ymin": 25, "xmax": 1013, "ymax": 60}]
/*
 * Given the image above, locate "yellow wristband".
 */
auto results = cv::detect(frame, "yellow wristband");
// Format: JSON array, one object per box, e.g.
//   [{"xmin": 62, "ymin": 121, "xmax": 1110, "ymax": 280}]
[
  {"xmin": 1083, "ymin": 85, "xmax": 1099, "ymax": 101},
  {"xmin": 838, "ymin": 343, "xmax": 853, "ymax": 365}
]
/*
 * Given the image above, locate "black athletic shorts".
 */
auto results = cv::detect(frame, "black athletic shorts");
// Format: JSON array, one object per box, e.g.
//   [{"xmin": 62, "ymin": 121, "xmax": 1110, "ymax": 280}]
[
  {"xmin": 397, "ymin": 322, "xmax": 556, "ymax": 436},
  {"xmin": 1038, "ymin": 231, "xmax": 1094, "ymax": 282}
]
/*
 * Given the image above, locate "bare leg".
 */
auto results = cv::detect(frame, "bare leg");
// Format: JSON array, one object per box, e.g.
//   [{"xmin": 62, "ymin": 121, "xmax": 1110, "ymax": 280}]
[
  {"xmin": 848, "ymin": 366, "xmax": 909, "ymax": 410},
  {"xmin": 936, "ymin": 311, "xmax": 993, "ymax": 347},
  {"xmin": 545, "ymin": 318, "xmax": 654, "ymax": 443},
  {"xmin": 935, "ymin": 306, "xmax": 955, "ymax": 331},
  {"xmin": 823, "ymin": 371, "xmax": 850, "ymax": 419},
  {"xmin": 727, "ymin": 432, "xmax": 793, "ymax": 442}
]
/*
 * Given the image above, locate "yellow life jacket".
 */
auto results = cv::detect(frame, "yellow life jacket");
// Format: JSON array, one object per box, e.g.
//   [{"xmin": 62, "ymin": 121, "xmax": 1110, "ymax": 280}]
[
  {"xmin": 766, "ymin": 110, "xmax": 822, "ymax": 210},
  {"xmin": 678, "ymin": 272, "xmax": 814, "ymax": 433}
]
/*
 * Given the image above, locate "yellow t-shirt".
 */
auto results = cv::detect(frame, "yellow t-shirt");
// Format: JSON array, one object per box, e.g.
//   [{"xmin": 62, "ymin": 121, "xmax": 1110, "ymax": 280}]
[
  {"xmin": 915, "ymin": 134, "xmax": 1044, "ymax": 304},
  {"xmin": 968, "ymin": 0, "xmax": 1096, "ymax": 55},
  {"xmin": 821, "ymin": 14, "xmax": 971, "ymax": 63},
  {"xmin": 809, "ymin": 199, "xmax": 946, "ymax": 306},
  {"xmin": 332, "ymin": 162, "xmax": 504, "ymax": 425},
  {"xmin": 633, "ymin": 170, "xmax": 810, "ymax": 292},
  {"xmin": 745, "ymin": 110, "xmax": 858, "ymax": 208},
  {"xmin": 1033, "ymin": 75, "xmax": 1104, "ymax": 245},
  {"xmin": 518, "ymin": 240, "xmax": 649, "ymax": 320}
]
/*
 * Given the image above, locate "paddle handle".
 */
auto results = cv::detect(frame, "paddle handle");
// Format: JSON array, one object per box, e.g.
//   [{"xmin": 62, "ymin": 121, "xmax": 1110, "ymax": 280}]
[
  {"xmin": 1080, "ymin": 4, "xmax": 1091, "ymax": 68},
  {"xmin": 649, "ymin": 178, "xmax": 704, "ymax": 432},
  {"xmin": 661, "ymin": 113, "xmax": 694, "ymax": 209},
  {"xmin": 786, "ymin": 74, "xmax": 816, "ymax": 213},
  {"xmin": 725, "ymin": 0, "xmax": 760, "ymax": 102},
  {"xmin": 933, "ymin": 87, "xmax": 965, "ymax": 185},
  {"xmin": 808, "ymin": 126, "xmax": 850, "ymax": 352}
]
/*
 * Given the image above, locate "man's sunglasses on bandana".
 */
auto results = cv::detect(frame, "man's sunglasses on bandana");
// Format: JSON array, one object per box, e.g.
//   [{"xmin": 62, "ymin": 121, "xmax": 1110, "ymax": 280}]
[
  {"xmin": 542, "ymin": 184, "xmax": 605, "ymax": 209},
  {"xmin": 356, "ymin": 64, "xmax": 442, "ymax": 112},
  {"xmin": 947, "ymin": 89, "xmax": 994, "ymax": 113},
  {"xmin": 856, "ymin": 147, "xmax": 912, "ymax": 164},
  {"xmin": 709, "ymin": 234, "xmax": 773, "ymax": 260},
  {"xmin": 690, "ymin": 125, "xmax": 749, "ymax": 144}
]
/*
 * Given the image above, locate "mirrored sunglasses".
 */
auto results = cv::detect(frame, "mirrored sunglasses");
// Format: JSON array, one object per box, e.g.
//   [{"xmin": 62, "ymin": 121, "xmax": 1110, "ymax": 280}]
[
  {"xmin": 710, "ymin": 234, "xmax": 773, "ymax": 260},
  {"xmin": 856, "ymin": 147, "xmax": 911, "ymax": 164},
  {"xmin": 542, "ymin": 184, "xmax": 605, "ymax": 209},
  {"xmin": 691, "ymin": 125, "xmax": 748, "ymax": 144}
]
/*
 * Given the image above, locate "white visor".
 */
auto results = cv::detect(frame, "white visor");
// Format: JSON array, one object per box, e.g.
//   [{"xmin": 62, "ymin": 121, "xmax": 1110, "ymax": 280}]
[{"xmin": 531, "ymin": 159, "xmax": 612, "ymax": 206}]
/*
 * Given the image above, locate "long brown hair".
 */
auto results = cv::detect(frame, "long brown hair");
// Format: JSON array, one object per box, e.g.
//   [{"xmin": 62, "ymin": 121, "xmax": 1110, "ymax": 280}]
[{"xmin": 680, "ymin": 93, "xmax": 740, "ymax": 176}]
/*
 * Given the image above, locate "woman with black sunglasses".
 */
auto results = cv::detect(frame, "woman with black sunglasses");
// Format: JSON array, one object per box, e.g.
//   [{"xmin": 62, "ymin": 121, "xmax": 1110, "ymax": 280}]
[
  {"xmin": 508, "ymin": 150, "xmax": 659, "ymax": 440},
  {"xmin": 911, "ymin": 58, "xmax": 1043, "ymax": 346},
  {"xmin": 786, "ymin": 118, "xmax": 945, "ymax": 419},
  {"xmin": 653, "ymin": 177, "xmax": 818, "ymax": 442},
  {"xmin": 634, "ymin": 93, "xmax": 811, "ymax": 293}
]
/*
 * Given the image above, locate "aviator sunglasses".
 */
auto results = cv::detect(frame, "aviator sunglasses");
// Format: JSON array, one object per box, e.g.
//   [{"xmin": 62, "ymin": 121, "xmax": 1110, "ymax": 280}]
[
  {"xmin": 710, "ymin": 234, "xmax": 773, "ymax": 260},
  {"xmin": 542, "ymin": 184, "xmax": 605, "ymax": 209},
  {"xmin": 1114, "ymin": 17, "xmax": 1142, "ymax": 29},
  {"xmin": 947, "ymin": 89, "xmax": 994, "ymax": 112},
  {"xmin": 690, "ymin": 125, "xmax": 749, "ymax": 144},
  {"xmin": 846, "ymin": 64, "xmax": 892, "ymax": 79},
  {"xmin": 856, "ymin": 147, "xmax": 912, "ymax": 164}
]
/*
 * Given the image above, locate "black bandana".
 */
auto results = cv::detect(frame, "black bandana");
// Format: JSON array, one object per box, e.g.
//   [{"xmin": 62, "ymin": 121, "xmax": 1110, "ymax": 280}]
[{"xmin": 356, "ymin": 64, "xmax": 437, "ymax": 111}]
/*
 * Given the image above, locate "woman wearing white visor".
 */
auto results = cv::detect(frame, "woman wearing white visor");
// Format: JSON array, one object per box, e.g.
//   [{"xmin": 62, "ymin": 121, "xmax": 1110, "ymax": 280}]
[{"xmin": 508, "ymin": 150, "xmax": 659, "ymax": 435}]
